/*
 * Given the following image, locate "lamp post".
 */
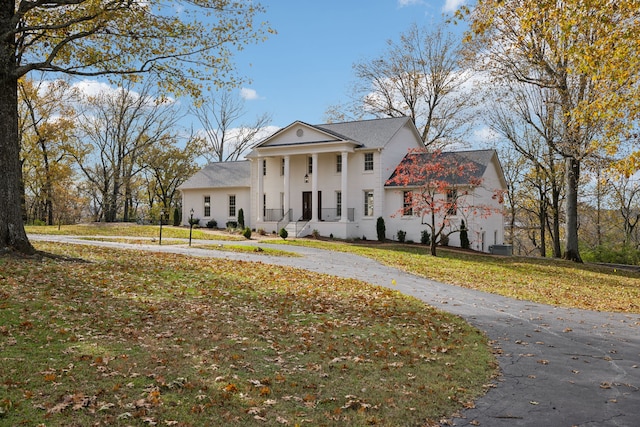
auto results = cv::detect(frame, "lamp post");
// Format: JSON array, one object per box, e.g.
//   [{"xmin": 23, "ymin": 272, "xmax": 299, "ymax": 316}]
[
  {"xmin": 159, "ymin": 209, "xmax": 165, "ymax": 245},
  {"xmin": 189, "ymin": 208, "xmax": 194, "ymax": 247}
]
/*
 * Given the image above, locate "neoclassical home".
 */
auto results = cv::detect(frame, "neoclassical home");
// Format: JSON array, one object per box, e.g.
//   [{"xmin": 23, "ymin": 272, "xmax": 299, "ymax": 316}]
[{"xmin": 179, "ymin": 117, "xmax": 507, "ymax": 252}]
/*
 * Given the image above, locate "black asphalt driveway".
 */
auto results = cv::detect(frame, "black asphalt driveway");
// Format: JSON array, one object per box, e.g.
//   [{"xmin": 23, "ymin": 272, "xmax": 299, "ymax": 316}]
[{"xmin": 31, "ymin": 235, "xmax": 640, "ymax": 426}]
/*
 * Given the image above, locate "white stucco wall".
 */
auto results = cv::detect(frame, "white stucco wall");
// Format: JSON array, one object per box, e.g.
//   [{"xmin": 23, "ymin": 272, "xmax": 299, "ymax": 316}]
[{"xmin": 181, "ymin": 187, "xmax": 251, "ymax": 228}]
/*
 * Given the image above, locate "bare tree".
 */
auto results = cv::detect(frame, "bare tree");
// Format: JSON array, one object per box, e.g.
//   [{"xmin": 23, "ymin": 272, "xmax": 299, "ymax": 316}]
[
  {"xmin": 73, "ymin": 79, "xmax": 183, "ymax": 222},
  {"xmin": 327, "ymin": 24, "xmax": 476, "ymax": 149},
  {"xmin": 487, "ymin": 84, "xmax": 564, "ymax": 257},
  {"xmin": 192, "ymin": 91, "xmax": 272, "ymax": 162}
]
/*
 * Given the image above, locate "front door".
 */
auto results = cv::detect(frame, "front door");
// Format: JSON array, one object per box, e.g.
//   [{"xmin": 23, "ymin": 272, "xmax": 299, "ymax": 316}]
[{"xmin": 302, "ymin": 192, "xmax": 312, "ymax": 220}]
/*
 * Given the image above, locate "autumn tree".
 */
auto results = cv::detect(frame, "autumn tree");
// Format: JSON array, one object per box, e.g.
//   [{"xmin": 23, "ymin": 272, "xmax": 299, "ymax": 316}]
[
  {"xmin": 0, "ymin": 0, "xmax": 272, "ymax": 254},
  {"xmin": 386, "ymin": 148, "xmax": 491, "ymax": 256},
  {"xmin": 18, "ymin": 76, "xmax": 78, "ymax": 225},
  {"xmin": 327, "ymin": 24, "xmax": 476, "ymax": 149},
  {"xmin": 191, "ymin": 91, "xmax": 272, "ymax": 162},
  {"xmin": 462, "ymin": 0, "xmax": 640, "ymax": 262},
  {"xmin": 140, "ymin": 136, "xmax": 200, "ymax": 220}
]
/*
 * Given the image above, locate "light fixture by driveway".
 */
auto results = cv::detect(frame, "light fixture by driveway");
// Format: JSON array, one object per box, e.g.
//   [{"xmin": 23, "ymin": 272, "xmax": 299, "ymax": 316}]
[
  {"xmin": 189, "ymin": 208, "xmax": 194, "ymax": 247},
  {"xmin": 159, "ymin": 209, "xmax": 165, "ymax": 245}
]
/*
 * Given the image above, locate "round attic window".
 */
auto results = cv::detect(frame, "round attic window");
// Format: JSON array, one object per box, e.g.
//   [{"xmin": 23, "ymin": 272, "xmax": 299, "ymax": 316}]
[{"xmin": 296, "ymin": 128, "xmax": 304, "ymax": 137}]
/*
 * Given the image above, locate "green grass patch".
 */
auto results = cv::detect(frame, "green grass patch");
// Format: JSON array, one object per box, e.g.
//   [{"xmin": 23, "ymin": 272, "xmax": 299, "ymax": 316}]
[
  {"xmin": 1, "ymin": 242, "xmax": 495, "ymax": 426},
  {"xmin": 279, "ymin": 240, "xmax": 640, "ymax": 313},
  {"xmin": 25, "ymin": 224, "xmax": 246, "ymax": 241}
]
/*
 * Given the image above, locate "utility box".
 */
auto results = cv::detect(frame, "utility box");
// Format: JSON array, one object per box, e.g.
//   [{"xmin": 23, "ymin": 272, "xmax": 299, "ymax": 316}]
[{"xmin": 490, "ymin": 244, "xmax": 513, "ymax": 256}]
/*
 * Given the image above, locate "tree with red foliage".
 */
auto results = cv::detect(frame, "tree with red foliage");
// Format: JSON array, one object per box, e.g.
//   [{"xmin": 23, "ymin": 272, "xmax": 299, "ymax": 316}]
[{"xmin": 386, "ymin": 148, "xmax": 491, "ymax": 256}]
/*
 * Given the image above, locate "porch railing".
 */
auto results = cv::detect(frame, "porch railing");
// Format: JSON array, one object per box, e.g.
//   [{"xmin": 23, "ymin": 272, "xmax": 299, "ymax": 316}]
[
  {"xmin": 319, "ymin": 208, "xmax": 354, "ymax": 222},
  {"xmin": 264, "ymin": 208, "xmax": 285, "ymax": 222},
  {"xmin": 276, "ymin": 209, "xmax": 292, "ymax": 233}
]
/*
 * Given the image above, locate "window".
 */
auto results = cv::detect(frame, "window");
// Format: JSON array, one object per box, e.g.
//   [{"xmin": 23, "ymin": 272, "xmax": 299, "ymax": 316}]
[
  {"xmin": 364, "ymin": 152, "xmax": 374, "ymax": 171},
  {"xmin": 281, "ymin": 158, "xmax": 285, "ymax": 176},
  {"xmin": 263, "ymin": 193, "xmax": 266, "ymax": 217},
  {"xmin": 308, "ymin": 156, "xmax": 313, "ymax": 174},
  {"xmin": 364, "ymin": 190, "xmax": 374, "ymax": 217},
  {"xmin": 204, "ymin": 196, "xmax": 211, "ymax": 217},
  {"xmin": 336, "ymin": 191, "xmax": 342, "ymax": 217},
  {"xmin": 263, "ymin": 159, "xmax": 267, "ymax": 176},
  {"xmin": 336, "ymin": 155, "xmax": 342, "ymax": 173},
  {"xmin": 403, "ymin": 191, "xmax": 413, "ymax": 216},
  {"xmin": 446, "ymin": 189, "xmax": 457, "ymax": 216},
  {"xmin": 229, "ymin": 195, "xmax": 236, "ymax": 217}
]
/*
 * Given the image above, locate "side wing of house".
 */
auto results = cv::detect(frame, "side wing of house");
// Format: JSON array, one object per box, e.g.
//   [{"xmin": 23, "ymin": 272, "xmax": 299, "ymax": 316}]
[
  {"xmin": 383, "ymin": 149, "xmax": 507, "ymax": 252},
  {"xmin": 178, "ymin": 161, "xmax": 251, "ymax": 228}
]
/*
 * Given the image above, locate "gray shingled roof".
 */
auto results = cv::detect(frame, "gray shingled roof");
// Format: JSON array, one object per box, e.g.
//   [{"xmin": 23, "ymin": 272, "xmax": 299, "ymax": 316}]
[
  {"xmin": 385, "ymin": 149, "xmax": 497, "ymax": 187},
  {"xmin": 314, "ymin": 117, "xmax": 412, "ymax": 149},
  {"xmin": 178, "ymin": 161, "xmax": 250, "ymax": 190}
]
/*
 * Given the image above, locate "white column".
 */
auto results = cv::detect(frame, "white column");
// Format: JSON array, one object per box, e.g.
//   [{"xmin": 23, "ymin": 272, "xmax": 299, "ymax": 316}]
[
  {"xmin": 257, "ymin": 157, "xmax": 264, "ymax": 222},
  {"xmin": 340, "ymin": 151, "xmax": 348, "ymax": 222},
  {"xmin": 311, "ymin": 153, "xmax": 318, "ymax": 222},
  {"xmin": 283, "ymin": 156, "xmax": 290, "ymax": 218}
]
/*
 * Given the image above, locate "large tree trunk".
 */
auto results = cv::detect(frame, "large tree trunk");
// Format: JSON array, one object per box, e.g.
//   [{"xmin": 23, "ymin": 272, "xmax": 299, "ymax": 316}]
[
  {"xmin": 538, "ymin": 202, "xmax": 547, "ymax": 258},
  {"xmin": 563, "ymin": 156, "xmax": 582, "ymax": 262},
  {"xmin": 0, "ymin": 3, "xmax": 35, "ymax": 253}
]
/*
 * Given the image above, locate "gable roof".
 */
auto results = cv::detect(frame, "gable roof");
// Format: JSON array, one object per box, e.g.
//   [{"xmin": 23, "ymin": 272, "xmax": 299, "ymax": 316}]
[
  {"xmin": 385, "ymin": 149, "xmax": 498, "ymax": 187},
  {"xmin": 250, "ymin": 117, "xmax": 415, "ymax": 153},
  {"xmin": 178, "ymin": 161, "xmax": 250, "ymax": 190},
  {"xmin": 314, "ymin": 117, "xmax": 414, "ymax": 150}
]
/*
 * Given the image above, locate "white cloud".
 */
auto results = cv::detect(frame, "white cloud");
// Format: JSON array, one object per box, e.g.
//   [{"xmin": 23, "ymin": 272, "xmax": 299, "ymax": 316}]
[
  {"xmin": 71, "ymin": 79, "xmax": 118, "ymax": 97},
  {"xmin": 397, "ymin": 0, "xmax": 423, "ymax": 6},
  {"xmin": 240, "ymin": 87, "xmax": 261, "ymax": 101},
  {"xmin": 442, "ymin": 0, "xmax": 466, "ymax": 13},
  {"xmin": 473, "ymin": 126, "xmax": 499, "ymax": 143}
]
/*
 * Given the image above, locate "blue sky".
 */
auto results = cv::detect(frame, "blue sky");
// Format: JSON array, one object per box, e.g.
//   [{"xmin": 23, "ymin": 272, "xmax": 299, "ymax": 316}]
[{"xmin": 224, "ymin": 0, "xmax": 467, "ymax": 128}]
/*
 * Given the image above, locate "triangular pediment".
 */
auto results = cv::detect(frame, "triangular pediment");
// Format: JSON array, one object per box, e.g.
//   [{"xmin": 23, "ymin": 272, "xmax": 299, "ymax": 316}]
[{"xmin": 255, "ymin": 121, "xmax": 352, "ymax": 148}]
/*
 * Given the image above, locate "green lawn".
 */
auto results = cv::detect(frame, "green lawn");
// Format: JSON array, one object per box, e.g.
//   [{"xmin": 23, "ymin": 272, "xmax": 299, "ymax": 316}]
[{"xmin": 1, "ymin": 242, "xmax": 495, "ymax": 426}]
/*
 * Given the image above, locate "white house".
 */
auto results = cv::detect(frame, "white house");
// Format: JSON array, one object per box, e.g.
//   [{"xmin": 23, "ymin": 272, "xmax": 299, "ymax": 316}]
[{"xmin": 178, "ymin": 117, "xmax": 507, "ymax": 252}]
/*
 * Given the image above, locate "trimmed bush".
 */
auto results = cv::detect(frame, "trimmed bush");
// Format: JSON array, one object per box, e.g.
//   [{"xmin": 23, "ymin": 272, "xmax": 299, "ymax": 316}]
[
  {"xmin": 238, "ymin": 208, "xmax": 245, "ymax": 229},
  {"xmin": 460, "ymin": 220, "xmax": 470, "ymax": 249},
  {"xmin": 397, "ymin": 230, "xmax": 406, "ymax": 243},
  {"xmin": 206, "ymin": 219, "xmax": 217, "ymax": 228},
  {"xmin": 226, "ymin": 221, "xmax": 238, "ymax": 229},
  {"xmin": 173, "ymin": 207, "xmax": 181, "ymax": 226},
  {"xmin": 279, "ymin": 227, "xmax": 288, "ymax": 240},
  {"xmin": 421, "ymin": 230, "xmax": 431, "ymax": 245},
  {"xmin": 376, "ymin": 217, "xmax": 386, "ymax": 242},
  {"xmin": 242, "ymin": 227, "xmax": 252, "ymax": 239}
]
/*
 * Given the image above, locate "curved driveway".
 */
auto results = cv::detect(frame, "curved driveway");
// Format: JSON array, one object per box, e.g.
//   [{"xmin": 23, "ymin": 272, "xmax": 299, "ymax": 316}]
[{"xmin": 31, "ymin": 235, "xmax": 640, "ymax": 426}]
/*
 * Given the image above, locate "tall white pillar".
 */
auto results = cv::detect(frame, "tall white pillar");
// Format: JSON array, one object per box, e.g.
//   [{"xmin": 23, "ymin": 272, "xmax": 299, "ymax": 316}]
[
  {"xmin": 340, "ymin": 151, "xmax": 348, "ymax": 222},
  {"xmin": 311, "ymin": 153, "xmax": 318, "ymax": 222},
  {"xmin": 257, "ymin": 157, "xmax": 264, "ymax": 222},
  {"xmin": 283, "ymin": 156, "xmax": 290, "ymax": 218}
]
